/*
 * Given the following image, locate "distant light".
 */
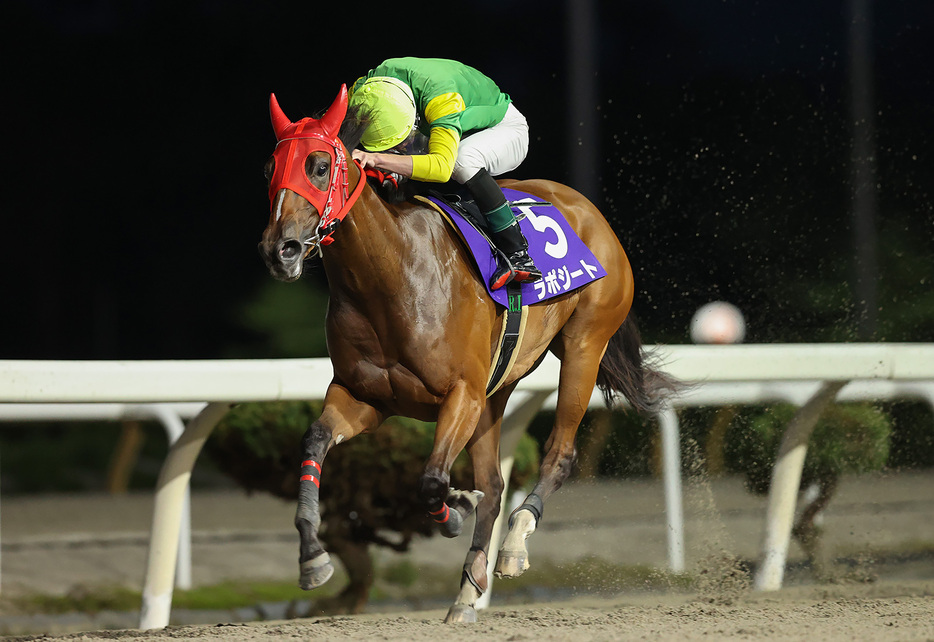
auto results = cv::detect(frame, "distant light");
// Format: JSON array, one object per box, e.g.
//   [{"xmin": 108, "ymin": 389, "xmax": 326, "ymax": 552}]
[{"xmin": 690, "ymin": 301, "xmax": 746, "ymax": 344}]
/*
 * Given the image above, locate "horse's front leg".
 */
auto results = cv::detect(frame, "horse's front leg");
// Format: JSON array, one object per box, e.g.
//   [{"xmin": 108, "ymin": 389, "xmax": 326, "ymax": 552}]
[
  {"xmin": 297, "ymin": 383, "xmax": 382, "ymax": 590},
  {"xmin": 417, "ymin": 379, "xmax": 485, "ymax": 538},
  {"xmin": 444, "ymin": 393, "xmax": 508, "ymax": 624}
]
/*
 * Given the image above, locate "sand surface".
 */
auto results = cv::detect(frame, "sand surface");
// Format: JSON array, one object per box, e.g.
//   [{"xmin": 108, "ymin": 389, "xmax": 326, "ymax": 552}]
[
  {"xmin": 2, "ymin": 471, "xmax": 932, "ymax": 640},
  {"xmin": 6, "ymin": 583, "xmax": 934, "ymax": 641}
]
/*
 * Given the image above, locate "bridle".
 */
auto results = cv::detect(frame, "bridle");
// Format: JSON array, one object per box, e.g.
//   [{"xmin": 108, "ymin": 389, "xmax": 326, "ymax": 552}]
[
  {"xmin": 268, "ymin": 86, "xmax": 366, "ymax": 253},
  {"xmin": 272, "ymin": 132, "xmax": 365, "ymax": 253}
]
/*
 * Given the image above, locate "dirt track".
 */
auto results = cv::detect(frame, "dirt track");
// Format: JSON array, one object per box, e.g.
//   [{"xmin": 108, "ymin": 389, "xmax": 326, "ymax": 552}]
[
  {"xmin": 2, "ymin": 471, "xmax": 933, "ymax": 640},
  {"xmin": 6, "ymin": 582, "xmax": 934, "ymax": 641}
]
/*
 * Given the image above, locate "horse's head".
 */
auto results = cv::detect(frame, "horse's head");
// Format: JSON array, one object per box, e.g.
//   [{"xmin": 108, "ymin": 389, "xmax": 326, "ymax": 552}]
[{"xmin": 259, "ymin": 85, "xmax": 365, "ymax": 281}]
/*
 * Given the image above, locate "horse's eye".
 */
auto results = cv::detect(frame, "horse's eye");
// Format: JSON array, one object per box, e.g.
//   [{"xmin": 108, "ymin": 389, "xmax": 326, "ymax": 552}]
[
  {"xmin": 263, "ymin": 157, "xmax": 275, "ymax": 181},
  {"xmin": 305, "ymin": 155, "xmax": 330, "ymax": 183}
]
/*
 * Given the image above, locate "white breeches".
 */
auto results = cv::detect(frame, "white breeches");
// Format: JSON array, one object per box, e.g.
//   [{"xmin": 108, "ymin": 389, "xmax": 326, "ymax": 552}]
[{"xmin": 452, "ymin": 103, "xmax": 530, "ymax": 184}]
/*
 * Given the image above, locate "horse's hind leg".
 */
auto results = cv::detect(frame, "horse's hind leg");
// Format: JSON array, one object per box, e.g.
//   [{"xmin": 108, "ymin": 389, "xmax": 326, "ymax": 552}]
[
  {"xmin": 296, "ymin": 384, "xmax": 382, "ymax": 590},
  {"xmin": 495, "ymin": 337, "xmax": 606, "ymax": 579},
  {"xmin": 444, "ymin": 390, "xmax": 510, "ymax": 623}
]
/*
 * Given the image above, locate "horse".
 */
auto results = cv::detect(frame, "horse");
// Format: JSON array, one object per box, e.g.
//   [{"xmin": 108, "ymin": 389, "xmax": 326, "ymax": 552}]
[{"xmin": 258, "ymin": 85, "xmax": 673, "ymax": 623}]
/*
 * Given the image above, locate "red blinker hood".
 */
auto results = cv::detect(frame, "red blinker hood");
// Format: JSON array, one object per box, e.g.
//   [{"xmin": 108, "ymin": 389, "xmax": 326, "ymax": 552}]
[{"xmin": 267, "ymin": 85, "xmax": 364, "ymax": 245}]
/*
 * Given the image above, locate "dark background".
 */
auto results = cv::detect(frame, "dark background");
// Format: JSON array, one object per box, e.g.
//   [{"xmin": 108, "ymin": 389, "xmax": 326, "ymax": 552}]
[{"xmin": 4, "ymin": 0, "xmax": 933, "ymax": 361}]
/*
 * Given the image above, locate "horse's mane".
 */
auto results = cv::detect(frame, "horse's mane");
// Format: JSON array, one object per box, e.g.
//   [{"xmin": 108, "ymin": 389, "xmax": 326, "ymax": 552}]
[{"xmin": 338, "ymin": 103, "xmax": 369, "ymax": 153}]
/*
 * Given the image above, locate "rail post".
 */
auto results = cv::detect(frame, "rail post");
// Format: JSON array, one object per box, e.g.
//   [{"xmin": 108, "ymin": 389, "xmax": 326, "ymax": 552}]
[
  {"xmin": 753, "ymin": 381, "xmax": 848, "ymax": 591},
  {"xmin": 139, "ymin": 402, "xmax": 231, "ymax": 630}
]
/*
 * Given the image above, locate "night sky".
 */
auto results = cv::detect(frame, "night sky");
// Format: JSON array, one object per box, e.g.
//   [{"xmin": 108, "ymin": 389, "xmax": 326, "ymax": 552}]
[{"xmin": 5, "ymin": 0, "xmax": 933, "ymax": 360}]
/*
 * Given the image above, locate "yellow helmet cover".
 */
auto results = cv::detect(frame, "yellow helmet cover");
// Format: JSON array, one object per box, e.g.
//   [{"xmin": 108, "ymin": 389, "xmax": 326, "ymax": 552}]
[{"xmin": 349, "ymin": 76, "xmax": 417, "ymax": 151}]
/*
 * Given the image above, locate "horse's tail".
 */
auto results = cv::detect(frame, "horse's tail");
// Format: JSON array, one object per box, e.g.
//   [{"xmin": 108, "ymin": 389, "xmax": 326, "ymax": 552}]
[{"xmin": 595, "ymin": 315, "xmax": 683, "ymax": 414}]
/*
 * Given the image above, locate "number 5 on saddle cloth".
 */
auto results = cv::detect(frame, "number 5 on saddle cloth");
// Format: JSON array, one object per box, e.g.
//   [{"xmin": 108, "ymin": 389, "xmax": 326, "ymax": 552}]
[{"xmin": 415, "ymin": 186, "xmax": 608, "ymax": 396}]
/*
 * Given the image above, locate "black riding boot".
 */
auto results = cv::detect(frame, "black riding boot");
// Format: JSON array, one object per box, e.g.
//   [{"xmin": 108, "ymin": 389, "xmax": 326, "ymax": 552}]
[
  {"xmin": 489, "ymin": 222, "xmax": 543, "ymax": 288},
  {"xmin": 465, "ymin": 169, "xmax": 542, "ymax": 290}
]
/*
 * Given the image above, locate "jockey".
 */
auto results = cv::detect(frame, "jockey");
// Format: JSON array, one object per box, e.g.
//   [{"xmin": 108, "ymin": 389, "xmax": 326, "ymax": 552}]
[{"xmin": 348, "ymin": 57, "xmax": 542, "ymax": 290}]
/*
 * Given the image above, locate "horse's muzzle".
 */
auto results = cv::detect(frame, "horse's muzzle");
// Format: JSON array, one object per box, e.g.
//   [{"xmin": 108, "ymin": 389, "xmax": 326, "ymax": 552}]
[
  {"xmin": 258, "ymin": 239, "xmax": 304, "ymax": 282},
  {"xmin": 278, "ymin": 239, "xmax": 303, "ymax": 263}
]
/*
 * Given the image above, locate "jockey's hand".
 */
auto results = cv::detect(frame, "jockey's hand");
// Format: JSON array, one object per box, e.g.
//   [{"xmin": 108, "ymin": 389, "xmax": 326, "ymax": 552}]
[
  {"xmin": 352, "ymin": 149, "xmax": 379, "ymax": 169},
  {"xmin": 352, "ymin": 148, "xmax": 415, "ymax": 179}
]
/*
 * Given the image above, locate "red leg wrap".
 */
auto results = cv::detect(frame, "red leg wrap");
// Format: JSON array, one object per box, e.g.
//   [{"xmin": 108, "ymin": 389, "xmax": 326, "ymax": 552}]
[
  {"xmin": 429, "ymin": 503, "xmax": 450, "ymax": 523},
  {"xmin": 300, "ymin": 460, "xmax": 321, "ymax": 487}
]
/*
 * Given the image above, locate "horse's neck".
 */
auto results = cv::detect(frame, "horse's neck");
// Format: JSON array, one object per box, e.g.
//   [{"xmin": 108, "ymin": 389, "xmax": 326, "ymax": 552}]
[
  {"xmin": 321, "ymin": 188, "xmax": 426, "ymax": 299},
  {"xmin": 320, "ymin": 184, "xmax": 491, "ymax": 370}
]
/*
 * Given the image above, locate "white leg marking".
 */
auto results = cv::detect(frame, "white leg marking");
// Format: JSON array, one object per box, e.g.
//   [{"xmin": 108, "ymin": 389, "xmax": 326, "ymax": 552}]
[
  {"xmin": 453, "ymin": 581, "xmax": 482, "ymax": 607},
  {"xmin": 501, "ymin": 509, "xmax": 537, "ymax": 552},
  {"xmin": 495, "ymin": 509, "xmax": 537, "ymax": 578}
]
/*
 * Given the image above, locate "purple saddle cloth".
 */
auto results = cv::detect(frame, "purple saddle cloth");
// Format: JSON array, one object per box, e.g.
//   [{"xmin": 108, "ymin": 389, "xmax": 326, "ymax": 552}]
[{"xmin": 425, "ymin": 188, "xmax": 607, "ymax": 308}]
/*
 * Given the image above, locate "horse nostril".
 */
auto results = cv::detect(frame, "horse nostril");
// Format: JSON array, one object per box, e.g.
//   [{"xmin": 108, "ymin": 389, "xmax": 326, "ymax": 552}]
[{"xmin": 279, "ymin": 240, "xmax": 302, "ymax": 262}]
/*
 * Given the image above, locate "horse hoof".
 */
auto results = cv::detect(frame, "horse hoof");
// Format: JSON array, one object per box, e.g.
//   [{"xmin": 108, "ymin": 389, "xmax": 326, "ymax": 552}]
[
  {"xmin": 446, "ymin": 489, "xmax": 484, "ymax": 516},
  {"xmin": 494, "ymin": 549, "xmax": 530, "ymax": 578},
  {"xmin": 495, "ymin": 508, "xmax": 536, "ymax": 578},
  {"xmin": 299, "ymin": 552, "xmax": 334, "ymax": 590},
  {"xmin": 444, "ymin": 604, "xmax": 478, "ymax": 623}
]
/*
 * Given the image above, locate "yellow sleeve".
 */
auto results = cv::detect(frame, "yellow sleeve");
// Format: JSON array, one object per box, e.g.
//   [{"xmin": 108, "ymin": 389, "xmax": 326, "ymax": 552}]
[
  {"xmin": 424, "ymin": 92, "xmax": 466, "ymax": 123},
  {"xmin": 410, "ymin": 126, "xmax": 460, "ymax": 182}
]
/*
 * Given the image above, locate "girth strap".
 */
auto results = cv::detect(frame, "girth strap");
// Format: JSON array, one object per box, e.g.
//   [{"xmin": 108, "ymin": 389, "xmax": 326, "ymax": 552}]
[{"xmin": 485, "ymin": 282, "xmax": 525, "ymax": 396}]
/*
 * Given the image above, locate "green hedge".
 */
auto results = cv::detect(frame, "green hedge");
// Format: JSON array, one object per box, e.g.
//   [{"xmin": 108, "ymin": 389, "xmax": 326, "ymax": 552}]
[
  {"xmin": 724, "ymin": 403, "xmax": 892, "ymax": 494},
  {"xmin": 205, "ymin": 401, "xmax": 540, "ymax": 546}
]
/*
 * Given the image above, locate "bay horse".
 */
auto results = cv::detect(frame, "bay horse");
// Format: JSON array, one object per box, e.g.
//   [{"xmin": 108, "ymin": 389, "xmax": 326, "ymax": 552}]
[{"xmin": 258, "ymin": 85, "xmax": 672, "ymax": 623}]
